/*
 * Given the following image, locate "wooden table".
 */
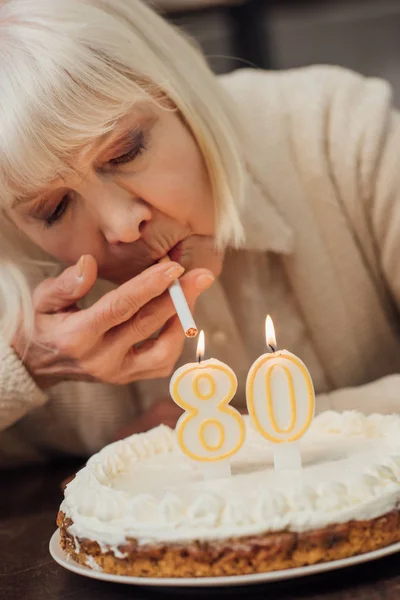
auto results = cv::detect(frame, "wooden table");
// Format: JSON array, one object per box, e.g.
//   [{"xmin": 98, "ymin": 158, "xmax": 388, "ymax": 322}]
[{"xmin": 2, "ymin": 462, "xmax": 400, "ymax": 600}]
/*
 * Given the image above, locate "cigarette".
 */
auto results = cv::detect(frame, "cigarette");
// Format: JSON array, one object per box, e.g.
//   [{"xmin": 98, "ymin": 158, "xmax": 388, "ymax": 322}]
[{"xmin": 159, "ymin": 256, "xmax": 198, "ymax": 338}]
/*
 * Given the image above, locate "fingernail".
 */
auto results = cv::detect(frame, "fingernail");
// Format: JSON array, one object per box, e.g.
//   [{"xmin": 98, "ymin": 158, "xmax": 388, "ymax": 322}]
[
  {"xmin": 77, "ymin": 256, "xmax": 86, "ymax": 280},
  {"xmin": 165, "ymin": 264, "xmax": 185, "ymax": 280},
  {"xmin": 196, "ymin": 273, "xmax": 215, "ymax": 291}
]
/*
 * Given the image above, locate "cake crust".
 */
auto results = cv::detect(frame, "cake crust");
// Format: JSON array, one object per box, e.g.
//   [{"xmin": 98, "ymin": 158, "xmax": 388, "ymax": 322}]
[{"xmin": 57, "ymin": 509, "xmax": 400, "ymax": 578}]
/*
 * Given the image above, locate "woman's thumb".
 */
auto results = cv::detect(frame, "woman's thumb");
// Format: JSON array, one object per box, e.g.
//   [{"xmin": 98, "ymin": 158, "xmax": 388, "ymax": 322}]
[{"xmin": 33, "ymin": 255, "xmax": 98, "ymax": 313}]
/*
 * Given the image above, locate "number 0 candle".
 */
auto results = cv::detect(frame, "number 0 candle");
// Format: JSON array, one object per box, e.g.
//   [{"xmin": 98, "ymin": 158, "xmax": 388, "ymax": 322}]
[
  {"xmin": 246, "ymin": 316, "xmax": 315, "ymax": 470},
  {"xmin": 170, "ymin": 331, "xmax": 245, "ymax": 479}
]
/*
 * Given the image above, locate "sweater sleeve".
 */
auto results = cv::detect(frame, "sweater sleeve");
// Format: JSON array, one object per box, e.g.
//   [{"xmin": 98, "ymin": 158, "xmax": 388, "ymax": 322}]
[
  {"xmin": 0, "ymin": 334, "xmax": 48, "ymax": 431},
  {"xmin": 311, "ymin": 68, "xmax": 400, "ymax": 414},
  {"xmin": 318, "ymin": 66, "xmax": 400, "ymax": 311},
  {"xmin": 368, "ymin": 108, "xmax": 400, "ymax": 310}
]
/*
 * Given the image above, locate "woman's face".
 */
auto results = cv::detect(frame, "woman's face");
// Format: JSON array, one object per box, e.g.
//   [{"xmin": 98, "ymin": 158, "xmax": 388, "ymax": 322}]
[{"xmin": 9, "ymin": 102, "xmax": 222, "ymax": 283}]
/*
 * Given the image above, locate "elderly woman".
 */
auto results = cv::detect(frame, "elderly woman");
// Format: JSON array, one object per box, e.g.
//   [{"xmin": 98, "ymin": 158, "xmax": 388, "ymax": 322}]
[{"xmin": 0, "ymin": 0, "xmax": 399, "ymax": 467}]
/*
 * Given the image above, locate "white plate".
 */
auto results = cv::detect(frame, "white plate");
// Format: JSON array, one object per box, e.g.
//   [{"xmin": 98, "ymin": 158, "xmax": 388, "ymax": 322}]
[{"xmin": 49, "ymin": 530, "xmax": 400, "ymax": 588}]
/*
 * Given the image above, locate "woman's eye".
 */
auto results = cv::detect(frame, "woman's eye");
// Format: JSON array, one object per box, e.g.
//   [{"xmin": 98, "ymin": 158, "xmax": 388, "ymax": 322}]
[
  {"xmin": 45, "ymin": 196, "xmax": 69, "ymax": 228},
  {"xmin": 109, "ymin": 131, "xmax": 147, "ymax": 166}
]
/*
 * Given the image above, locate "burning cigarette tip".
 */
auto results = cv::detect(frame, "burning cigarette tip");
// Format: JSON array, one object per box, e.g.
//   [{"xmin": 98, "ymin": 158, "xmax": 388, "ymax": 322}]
[{"xmin": 185, "ymin": 327, "xmax": 199, "ymax": 339}]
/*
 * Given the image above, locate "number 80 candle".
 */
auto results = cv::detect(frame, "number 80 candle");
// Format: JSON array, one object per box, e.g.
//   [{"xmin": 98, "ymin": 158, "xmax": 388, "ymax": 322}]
[
  {"xmin": 246, "ymin": 316, "xmax": 315, "ymax": 470},
  {"xmin": 170, "ymin": 331, "xmax": 245, "ymax": 479}
]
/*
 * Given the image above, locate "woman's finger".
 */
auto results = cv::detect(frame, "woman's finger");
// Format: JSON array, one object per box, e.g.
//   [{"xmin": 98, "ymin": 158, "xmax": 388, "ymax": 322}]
[
  {"xmin": 76, "ymin": 261, "xmax": 184, "ymax": 336},
  {"xmin": 123, "ymin": 315, "xmax": 186, "ymax": 379},
  {"xmin": 113, "ymin": 268, "xmax": 214, "ymax": 351},
  {"xmin": 33, "ymin": 255, "xmax": 98, "ymax": 313}
]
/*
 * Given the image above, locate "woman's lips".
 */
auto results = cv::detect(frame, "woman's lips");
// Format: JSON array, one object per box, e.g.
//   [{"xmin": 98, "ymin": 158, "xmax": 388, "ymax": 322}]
[{"xmin": 168, "ymin": 242, "xmax": 183, "ymax": 264}]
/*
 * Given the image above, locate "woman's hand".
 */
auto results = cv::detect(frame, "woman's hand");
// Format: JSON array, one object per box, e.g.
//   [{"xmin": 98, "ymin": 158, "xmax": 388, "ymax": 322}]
[{"xmin": 12, "ymin": 255, "xmax": 214, "ymax": 389}]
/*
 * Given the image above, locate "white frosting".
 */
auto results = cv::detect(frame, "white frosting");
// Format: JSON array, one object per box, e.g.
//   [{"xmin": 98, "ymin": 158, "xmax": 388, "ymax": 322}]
[
  {"xmin": 61, "ymin": 413, "xmax": 400, "ymax": 552},
  {"xmin": 72, "ymin": 535, "xmax": 81, "ymax": 553}
]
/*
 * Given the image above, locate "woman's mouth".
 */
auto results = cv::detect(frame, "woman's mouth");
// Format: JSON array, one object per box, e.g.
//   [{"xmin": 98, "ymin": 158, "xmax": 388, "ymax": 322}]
[{"xmin": 168, "ymin": 242, "xmax": 183, "ymax": 263}]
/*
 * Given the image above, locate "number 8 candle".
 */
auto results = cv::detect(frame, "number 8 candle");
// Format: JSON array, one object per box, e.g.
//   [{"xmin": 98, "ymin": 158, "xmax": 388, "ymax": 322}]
[
  {"xmin": 246, "ymin": 316, "xmax": 315, "ymax": 470},
  {"xmin": 170, "ymin": 331, "xmax": 245, "ymax": 479}
]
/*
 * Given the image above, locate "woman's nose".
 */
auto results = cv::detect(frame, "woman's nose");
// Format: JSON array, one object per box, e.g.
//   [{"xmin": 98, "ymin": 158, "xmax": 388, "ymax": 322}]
[
  {"xmin": 83, "ymin": 177, "xmax": 152, "ymax": 244},
  {"xmin": 102, "ymin": 197, "xmax": 152, "ymax": 245}
]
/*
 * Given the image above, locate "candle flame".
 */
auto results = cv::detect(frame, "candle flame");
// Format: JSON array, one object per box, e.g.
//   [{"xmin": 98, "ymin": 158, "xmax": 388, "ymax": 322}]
[
  {"xmin": 265, "ymin": 315, "xmax": 277, "ymax": 350},
  {"xmin": 196, "ymin": 330, "xmax": 205, "ymax": 362}
]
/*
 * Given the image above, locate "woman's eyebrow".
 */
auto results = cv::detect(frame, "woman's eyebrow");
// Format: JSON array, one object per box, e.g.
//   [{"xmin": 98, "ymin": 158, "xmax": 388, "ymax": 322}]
[
  {"xmin": 12, "ymin": 191, "xmax": 59, "ymax": 213},
  {"xmin": 12, "ymin": 192, "xmax": 41, "ymax": 208},
  {"xmin": 106, "ymin": 127, "xmax": 141, "ymax": 154},
  {"xmin": 12, "ymin": 172, "xmax": 73, "ymax": 209},
  {"xmin": 12, "ymin": 182, "xmax": 67, "ymax": 209}
]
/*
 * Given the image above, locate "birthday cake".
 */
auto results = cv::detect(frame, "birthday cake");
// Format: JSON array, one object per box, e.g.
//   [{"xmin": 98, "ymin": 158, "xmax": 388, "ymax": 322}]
[{"xmin": 57, "ymin": 411, "xmax": 400, "ymax": 578}]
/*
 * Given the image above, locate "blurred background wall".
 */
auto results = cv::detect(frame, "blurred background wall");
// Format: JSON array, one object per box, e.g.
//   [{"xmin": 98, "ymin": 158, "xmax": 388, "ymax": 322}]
[{"xmin": 151, "ymin": 0, "xmax": 400, "ymax": 105}]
